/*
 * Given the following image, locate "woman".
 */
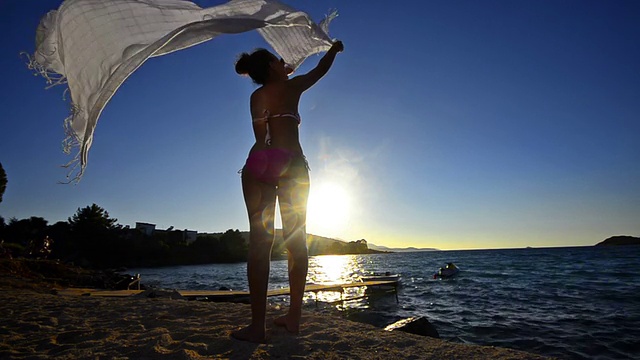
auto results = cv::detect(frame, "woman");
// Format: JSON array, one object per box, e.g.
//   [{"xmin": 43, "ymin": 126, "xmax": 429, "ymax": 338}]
[{"xmin": 232, "ymin": 40, "xmax": 344, "ymax": 343}]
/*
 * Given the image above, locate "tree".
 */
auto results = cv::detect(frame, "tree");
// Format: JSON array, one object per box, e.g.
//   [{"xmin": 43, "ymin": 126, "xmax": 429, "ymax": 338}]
[
  {"xmin": 0, "ymin": 162, "xmax": 6, "ymax": 203},
  {"xmin": 47, "ymin": 221, "xmax": 72, "ymax": 260},
  {"xmin": 68, "ymin": 204, "xmax": 119, "ymax": 232},
  {"xmin": 189, "ymin": 235, "xmax": 221, "ymax": 263},
  {"xmin": 5, "ymin": 217, "xmax": 48, "ymax": 245},
  {"xmin": 68, "ymin": 204, "xmax": 123, "ymax": 267},
  {"xmin": 219, "ymin": 229, "xmax": 248, "ymax": 262}
]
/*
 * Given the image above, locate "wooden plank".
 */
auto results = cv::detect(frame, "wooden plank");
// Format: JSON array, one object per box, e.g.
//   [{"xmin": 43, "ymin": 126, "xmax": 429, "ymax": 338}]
[
  {"xmin": 56, "ymin": 288, "xmax": 145, "ymax": 297},
  {"xmin": 58, "ymin": 280, "xmax": 399, "ymax": 300},
  {"xmin": 178, "ymin": 289, "xmax": 249, "ymax": 297},
  {"xmin": 177, "ymin": 280, "xmax": 398, "ymax": 299}
]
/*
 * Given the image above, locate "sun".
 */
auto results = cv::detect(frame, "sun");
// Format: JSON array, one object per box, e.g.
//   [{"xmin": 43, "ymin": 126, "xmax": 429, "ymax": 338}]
[{"xmin": 307, "ymin": 181, "xmax": 351, "ymax": 236}]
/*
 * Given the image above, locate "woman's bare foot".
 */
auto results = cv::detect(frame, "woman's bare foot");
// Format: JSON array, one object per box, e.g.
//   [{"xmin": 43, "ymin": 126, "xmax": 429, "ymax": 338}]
[
  {"xmin": 230, "ymin": 324, "xmax": 267, "ymax": 343},
  {"xmin": 273, "ymin": 313, "xmax": 301, "ymax": 334}
]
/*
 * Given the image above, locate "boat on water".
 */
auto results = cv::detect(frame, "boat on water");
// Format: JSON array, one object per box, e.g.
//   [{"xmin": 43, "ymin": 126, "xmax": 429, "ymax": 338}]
[{"xmin": 433, "ymin": 263, "xmax": 459, "ymax": 279}]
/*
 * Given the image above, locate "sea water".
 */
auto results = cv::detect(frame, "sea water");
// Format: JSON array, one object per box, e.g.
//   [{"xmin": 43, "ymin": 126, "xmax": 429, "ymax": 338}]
[{"xmin": 127, "ymin": 245, "xmax": 640, "ymax": 360}]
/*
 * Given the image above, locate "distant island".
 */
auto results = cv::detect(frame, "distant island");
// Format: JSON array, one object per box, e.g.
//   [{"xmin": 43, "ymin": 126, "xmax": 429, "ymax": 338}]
[
  {"xmin": 368, "ymin": 243, "xmax": 439, "ymax": 252},
  {"xmin": 595, "ymin": 235, "xmax": 640, "ymax": 246}
]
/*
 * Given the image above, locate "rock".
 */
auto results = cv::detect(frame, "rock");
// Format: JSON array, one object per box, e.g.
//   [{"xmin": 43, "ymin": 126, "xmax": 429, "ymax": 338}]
[{"xmin": 384, "ymin": 316, "xmax": 440, "ymax": 339}]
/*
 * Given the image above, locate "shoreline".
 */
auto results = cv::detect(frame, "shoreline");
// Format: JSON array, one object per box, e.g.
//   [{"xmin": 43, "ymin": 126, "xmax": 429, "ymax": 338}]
[
  {"xmin": 1, "ymin": 287, "xmax": 552, "ymax": 359},
  {"xmin": 0, "ymin": 258, "xmax": 552, "ymax": 359}
]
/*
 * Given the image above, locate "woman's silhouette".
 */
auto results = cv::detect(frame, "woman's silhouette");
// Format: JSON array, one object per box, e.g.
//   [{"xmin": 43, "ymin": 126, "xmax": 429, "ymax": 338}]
[{"xmin": 232, "ymin": 41, "xmax": 344, "ymax": 342}]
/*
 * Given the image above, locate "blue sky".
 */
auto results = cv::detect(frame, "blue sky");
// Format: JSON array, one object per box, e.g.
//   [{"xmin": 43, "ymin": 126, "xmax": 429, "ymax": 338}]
[{"xmin": 1, "ymin": 0, "xmax": 639, "ymax": 250}]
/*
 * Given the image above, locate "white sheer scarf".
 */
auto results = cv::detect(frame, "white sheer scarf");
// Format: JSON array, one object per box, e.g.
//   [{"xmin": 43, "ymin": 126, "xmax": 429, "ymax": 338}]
[{"xmin": 26, "ymin": 0, "xmax": 336, "ymax": 182}]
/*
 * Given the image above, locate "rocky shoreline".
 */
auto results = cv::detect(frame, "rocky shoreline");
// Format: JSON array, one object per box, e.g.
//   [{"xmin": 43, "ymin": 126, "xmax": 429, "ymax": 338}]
[{"xmin": 0, "ymin": 258, "xmax": 141, "ymax": 291}]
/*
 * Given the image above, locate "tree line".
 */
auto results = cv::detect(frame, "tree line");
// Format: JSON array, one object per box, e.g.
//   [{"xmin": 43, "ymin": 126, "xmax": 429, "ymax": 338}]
[
  {"xmin": 0, "ymin": 203, "xmax": 382, "ymax": 269},
  {"xmin": 0, "ymin": 164, "xmax": 383, "ymax": 268},
  {"xmin": 0, "ymin": 203, "xmax": 248, "ymax": 268}
]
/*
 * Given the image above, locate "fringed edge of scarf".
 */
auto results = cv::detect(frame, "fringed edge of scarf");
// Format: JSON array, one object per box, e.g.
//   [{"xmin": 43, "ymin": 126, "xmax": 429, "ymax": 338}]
[
  {"xmin": 59, "ymin": 104, "xmax": 84, "ymax": 184},
  {"xmin": 319, "ymin": 8, "xmax": 338, "ymax": 37},
  {"xmin": 21, "ymin": 52, "xmax": 67, "ymax": 89},
  {"xmin": 23, "ymin": 52, "xmax": 85, "ymax": 184}
]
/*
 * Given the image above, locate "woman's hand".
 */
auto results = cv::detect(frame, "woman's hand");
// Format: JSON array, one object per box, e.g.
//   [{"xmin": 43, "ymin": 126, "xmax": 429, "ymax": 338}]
[{"xmin": 331, "ymin": 40, "xmax": 344, "ymax": 53}]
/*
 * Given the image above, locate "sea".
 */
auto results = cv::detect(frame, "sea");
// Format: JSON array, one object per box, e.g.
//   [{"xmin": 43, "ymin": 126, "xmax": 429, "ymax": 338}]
[{"xmin": 126, "ymin": 245, "xmax": 640, "ymax": 360}]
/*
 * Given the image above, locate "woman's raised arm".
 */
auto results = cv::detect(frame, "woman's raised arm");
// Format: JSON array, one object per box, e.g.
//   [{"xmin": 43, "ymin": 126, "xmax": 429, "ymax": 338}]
[{"xmin": 290, "ymin": 41, "xmax": 344, "ymax": 92}]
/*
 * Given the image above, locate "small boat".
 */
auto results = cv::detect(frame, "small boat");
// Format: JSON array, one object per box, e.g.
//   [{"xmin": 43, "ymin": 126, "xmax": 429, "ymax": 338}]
[
  {"xmin": 361, "ymin": 272, "xmax": 402, "ymax": 283},
  {"xmin": 433, "ymin": 263, "xmax": 459, "ymax": 279}
]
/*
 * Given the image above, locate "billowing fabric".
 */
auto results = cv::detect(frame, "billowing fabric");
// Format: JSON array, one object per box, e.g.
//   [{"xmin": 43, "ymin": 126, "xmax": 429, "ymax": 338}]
[{"xmin": 26, "ymin": 0, "xmax": 336, "ymax": 182}]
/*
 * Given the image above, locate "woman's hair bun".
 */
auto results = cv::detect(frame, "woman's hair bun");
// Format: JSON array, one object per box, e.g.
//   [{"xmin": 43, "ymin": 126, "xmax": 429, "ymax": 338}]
[{"xmin": 235, "ymin": 53, "xmax": 251, "ymax": 75}]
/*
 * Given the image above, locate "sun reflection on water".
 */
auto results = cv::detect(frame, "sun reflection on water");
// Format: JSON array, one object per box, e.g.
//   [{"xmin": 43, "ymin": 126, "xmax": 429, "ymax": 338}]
[{"xmin": 305, "ymin": 255, "xmax": 366, "ymax": 305}]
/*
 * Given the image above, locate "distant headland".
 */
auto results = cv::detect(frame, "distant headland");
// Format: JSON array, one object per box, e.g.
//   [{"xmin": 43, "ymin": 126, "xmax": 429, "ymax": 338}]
[
  {"xmin": 595, "ymin": 235, "xmax": 640, "ymax": 246},
  {"xmin": 368, "ymin": 243, "xmax": 439, "ymax": 252}
]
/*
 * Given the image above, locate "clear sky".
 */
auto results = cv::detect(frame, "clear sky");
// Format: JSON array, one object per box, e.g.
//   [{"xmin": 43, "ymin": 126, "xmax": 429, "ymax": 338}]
[{"xmin": 1, "ymin": 0, "xmax": 639, "ymax": 250}]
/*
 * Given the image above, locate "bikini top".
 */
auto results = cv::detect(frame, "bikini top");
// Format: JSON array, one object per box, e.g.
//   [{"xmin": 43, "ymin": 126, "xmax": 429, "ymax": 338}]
[{"xmin": 252, "ymin": 110, "xmax": 301, "ymax": 145}]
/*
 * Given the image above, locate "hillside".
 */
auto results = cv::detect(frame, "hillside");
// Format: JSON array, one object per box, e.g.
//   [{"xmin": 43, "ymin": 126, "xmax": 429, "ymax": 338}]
[
  {"xmin": 368, "ymin": 243, "xmax": 439, "ymax": 252},
  {"xmin": 595, "ymin": 235, "xmax": 640, "ymax": 246},
  {"xmin": 203, "ymin": 231, "xmax": 388, "ymax": 257}
]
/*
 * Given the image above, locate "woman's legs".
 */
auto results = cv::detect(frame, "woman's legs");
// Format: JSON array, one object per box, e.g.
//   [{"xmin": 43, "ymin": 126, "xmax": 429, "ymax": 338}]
[
  {"xmin": 274, "ymin": 163, "xmax": 310, "ymax": 333},
  {"xmin": 232, "ymin": 171, "xmax": 277, "ymax": 343}
]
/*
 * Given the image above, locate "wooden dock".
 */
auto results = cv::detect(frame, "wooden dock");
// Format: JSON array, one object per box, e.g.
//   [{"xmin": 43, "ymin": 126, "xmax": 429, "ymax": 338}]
[
  {"xmin": 57, "ymin": 279, "xmax": 400, "ymax": 303},
  {"xmin": 55, "ymin": 288, "xmax": 146, "ymax": 297}
]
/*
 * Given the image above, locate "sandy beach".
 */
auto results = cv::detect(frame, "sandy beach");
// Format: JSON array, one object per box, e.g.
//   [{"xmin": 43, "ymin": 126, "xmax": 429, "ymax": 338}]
[{"xmin": 0, "ymin": 260, "xmax": 552, "ymax": 359}]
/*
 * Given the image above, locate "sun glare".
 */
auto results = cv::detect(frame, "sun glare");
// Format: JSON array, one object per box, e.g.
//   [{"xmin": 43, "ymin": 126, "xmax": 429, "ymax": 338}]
[
  {"xmin": 310, "ymin": 255, "xmax": 350, "ymax": 283},
  {"xmin": 306, "ymin": 255, "xmax": 366, "ymax": 305},
  {"xmin": 307, "ymin": 181, "xmax": 351, "ymax": 235}
]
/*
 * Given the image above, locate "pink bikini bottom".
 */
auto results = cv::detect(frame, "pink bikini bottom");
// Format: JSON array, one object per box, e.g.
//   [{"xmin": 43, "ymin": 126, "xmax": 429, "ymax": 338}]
[{"xmin": 243, "ymin": 148, "xmax": 308, "ymax": 186}]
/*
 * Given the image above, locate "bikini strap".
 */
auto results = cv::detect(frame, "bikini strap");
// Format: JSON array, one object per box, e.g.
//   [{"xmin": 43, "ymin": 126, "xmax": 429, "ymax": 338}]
[
  {"xmin": 263, "ymin": 110, "xmax": 271, "ymax": 145},
  {"xmin": 252, "ymin": 109, "xmax": 270, "ymax": 123}
]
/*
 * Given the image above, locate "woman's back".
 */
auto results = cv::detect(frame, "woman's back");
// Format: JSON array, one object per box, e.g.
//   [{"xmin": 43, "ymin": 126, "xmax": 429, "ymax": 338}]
[{"xmin": 250, "ymin": 81, "xmax": 304, "ymax": 152}]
